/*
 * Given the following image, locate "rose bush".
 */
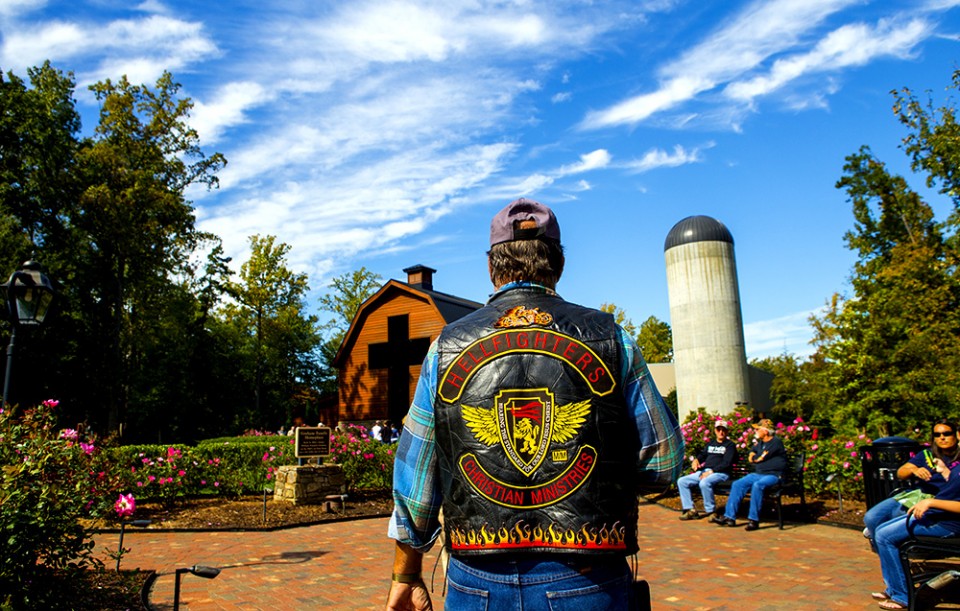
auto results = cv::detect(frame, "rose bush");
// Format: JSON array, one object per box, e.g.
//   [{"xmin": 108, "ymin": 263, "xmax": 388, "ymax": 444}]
[
  {"xmin": 680, "ymin": 409, "xmax": 870, "ymax": 500},
  {"xmin": 0, "ymin": 399, "xmax": 127, "ymax": 608}
]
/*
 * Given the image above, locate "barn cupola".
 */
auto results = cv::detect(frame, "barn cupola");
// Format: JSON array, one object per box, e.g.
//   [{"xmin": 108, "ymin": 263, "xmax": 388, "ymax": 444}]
[{"xmin": 403, "ymin": 264, "xmax": 436, "ymax": 291}]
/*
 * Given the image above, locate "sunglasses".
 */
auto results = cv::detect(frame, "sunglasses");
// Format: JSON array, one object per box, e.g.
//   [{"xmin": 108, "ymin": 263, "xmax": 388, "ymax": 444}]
[{"xmin": 933, "ymin": 431, "xmax": 956, "ymax": 438}]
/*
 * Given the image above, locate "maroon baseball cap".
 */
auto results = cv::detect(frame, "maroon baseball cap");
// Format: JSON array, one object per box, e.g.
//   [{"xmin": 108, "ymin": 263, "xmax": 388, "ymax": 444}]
[{"xmin": 489, "ymin": 198, "xmax": 561, "ymax": 246}]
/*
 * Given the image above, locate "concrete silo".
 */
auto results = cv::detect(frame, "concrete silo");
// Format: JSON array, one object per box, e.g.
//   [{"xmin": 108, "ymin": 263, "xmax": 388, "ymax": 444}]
[{"xmin": 664, "ymin": 216, "xmax": 750, "ymax": 421}]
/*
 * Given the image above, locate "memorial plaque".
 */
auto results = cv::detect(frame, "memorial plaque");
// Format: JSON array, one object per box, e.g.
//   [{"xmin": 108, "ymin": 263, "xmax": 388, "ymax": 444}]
[{"xmin": 295, "ymin": 427, "xmax": 332, "ymax": 458}]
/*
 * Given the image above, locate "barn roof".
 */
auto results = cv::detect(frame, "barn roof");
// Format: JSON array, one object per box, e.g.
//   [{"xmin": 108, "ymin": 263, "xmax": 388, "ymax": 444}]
[{"xmin": 331, "ymin": 277, "xmax": 483, "ymax": 368}]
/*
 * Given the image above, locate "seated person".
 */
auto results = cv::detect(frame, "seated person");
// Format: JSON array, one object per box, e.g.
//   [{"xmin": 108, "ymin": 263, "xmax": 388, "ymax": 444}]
[
  {"xmin": 863, "ymin": 420, "xmax": 960, "ymax": 547},
  {"xmin": 714, "ymin": 418, "xmax": 785, "ymax": 531},
  {"xmin": 871, "ymin": 458, "xmax": 960, "ymax": 610},
  {"xmin": 677, "ymin": 419, "xmax": 737, "ymax": 520}
]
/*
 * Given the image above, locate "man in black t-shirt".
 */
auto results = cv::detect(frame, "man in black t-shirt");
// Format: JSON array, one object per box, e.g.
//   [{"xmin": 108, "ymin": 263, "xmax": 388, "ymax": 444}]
[{"xmin": 677, "ymin": 420, "xmax": 737, "ymax": 520}]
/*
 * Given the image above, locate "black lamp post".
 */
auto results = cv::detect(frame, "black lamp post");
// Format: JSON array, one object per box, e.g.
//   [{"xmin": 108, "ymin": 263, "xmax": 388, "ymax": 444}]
[
  {"xmin": 173, "ymin": 565, "xmax": 221, "ymax": 611},
  {"xmin": 2, "ymin": 260, "xmax": 57, "ymax": 406},
  {"xmin": 116, "ymin": 519, "xmax": 152, "ymax": 572}
]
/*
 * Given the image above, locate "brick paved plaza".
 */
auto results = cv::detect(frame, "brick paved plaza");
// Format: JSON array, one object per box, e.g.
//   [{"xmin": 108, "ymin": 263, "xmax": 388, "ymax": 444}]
[{"xmin": 94, "ymin": 502, "xmax": 886, "ymax": 610}]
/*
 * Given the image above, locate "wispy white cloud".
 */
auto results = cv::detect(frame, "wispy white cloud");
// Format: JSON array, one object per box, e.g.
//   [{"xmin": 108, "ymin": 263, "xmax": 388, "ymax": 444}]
[
  {"xmin": 1, "ymin": 13, "xmax": 217, "ymax": 87},
  {"xmin": 621, "ymin": 144, "xmax": 706, "ymax": 173},
  {"xmin": 725, "ymin": 18, "xmax": 929, "ymax": 102},
  {"xmin": 744, "ymin": 308, "xmax": 823, "ymax": 360},
  {"xmin": 188, "ymin": 81, "xmax": 272, "ymax": 145},
  {"xmin": 557, "ymin": 149, "xmax": 612, "ymax": 176},
  {"xmin": 0, "ymin": 0, "xmax": 41, "ymax": 19},
  {"xmin": 581, "ymin": 0, "xmax": 862, "ymax": 129},
  {"xmin": 197, "ymin": 140, "xmax": 518, "ymax": 277}
]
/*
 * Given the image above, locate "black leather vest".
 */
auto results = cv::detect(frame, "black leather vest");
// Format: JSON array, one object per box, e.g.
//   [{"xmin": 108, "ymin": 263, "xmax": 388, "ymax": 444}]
[{"xmin": 435, "ymin": 288, "xmax": 639, "ymax": 557}]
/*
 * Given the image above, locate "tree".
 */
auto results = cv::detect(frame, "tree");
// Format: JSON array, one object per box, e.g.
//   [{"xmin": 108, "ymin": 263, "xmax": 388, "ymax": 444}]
[
  {"xmin": 636, "ymin": 316, "xmax": 673, "ymax": 363},
  {"xmin": 0, "ymin": 62, "xmax": 80, "ymax": 261},
  {"xmin": 0, "ymin": 63, "xmax": 83, "ymax": 411},
  {"xmin": 749, "ymin": 353, "xmax": 828, "ymax": 424},
  {"xmin": 70, "ymin": 71, "xmax": 226, "ymax": 434},
  {"xmin": 810, "ymin": 145, "xmax": 960, "ymax": 436},
  {"xmin": 319, "ymin": 267, "xmax": 383, "ymax": 336},
  {"xmin": 318, "ymin": 267, "xmax": 383, "ymax": 394},
  {"xmin": 223, "ymin": 235, "xmax": 323, "ymax": 430},
  {"xmin": 599, "ymin": 303, "xmax": 637, "ymax": 338}
]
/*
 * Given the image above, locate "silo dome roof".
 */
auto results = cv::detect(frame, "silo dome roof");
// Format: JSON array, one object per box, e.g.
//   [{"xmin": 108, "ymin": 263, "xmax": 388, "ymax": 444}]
[{"xmin": 664, "ymin": 215, "xmax": 734, "ymax": 251}]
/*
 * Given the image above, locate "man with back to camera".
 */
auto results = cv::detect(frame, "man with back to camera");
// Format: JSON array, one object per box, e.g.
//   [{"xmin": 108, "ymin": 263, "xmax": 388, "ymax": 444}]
[
  {"xmin": 385, "ymin": 198, "xmax": 684, "ymax": 610},
  {"xmin": 714, "ymin": 418, "xmax": 786, "ymax": 531},
  {"xmin": 676, "ymin": 419, "xmax": 737, "ymax": 521}
]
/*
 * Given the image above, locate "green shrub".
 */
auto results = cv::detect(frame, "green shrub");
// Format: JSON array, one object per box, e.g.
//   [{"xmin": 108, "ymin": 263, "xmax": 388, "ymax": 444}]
[
  {"xmin": 106, "ymin": 436, "xmax": 300, "ymax": 502},
  {"xmin": 194, "ymin": 437, "xmax": 296, "ymax": 492}
]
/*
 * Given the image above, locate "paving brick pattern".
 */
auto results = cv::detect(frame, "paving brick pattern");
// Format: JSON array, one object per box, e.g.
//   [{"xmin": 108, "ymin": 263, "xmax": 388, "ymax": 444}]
[{"xmin": 93, "ymin": 503, "xmax": 884, "ymax": 610}]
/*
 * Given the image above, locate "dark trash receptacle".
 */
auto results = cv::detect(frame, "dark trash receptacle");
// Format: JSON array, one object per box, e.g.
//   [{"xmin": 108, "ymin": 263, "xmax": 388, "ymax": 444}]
[{"xmin": 858, "ymin": 437, "xmax": 924, "ymax": 509}]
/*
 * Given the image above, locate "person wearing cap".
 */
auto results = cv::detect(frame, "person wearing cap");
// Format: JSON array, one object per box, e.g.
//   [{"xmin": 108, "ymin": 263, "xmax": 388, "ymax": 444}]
[
  {"xmin": 714, "ymin": 418, "xmax": 786, "ymax": 531},
  {"xmin": 386, "ymin": 197, "xmax": 684, "ymax": 610},
  {"xmin": 676, "ymin": 420, "xmax": 737, "ymax": 521}
]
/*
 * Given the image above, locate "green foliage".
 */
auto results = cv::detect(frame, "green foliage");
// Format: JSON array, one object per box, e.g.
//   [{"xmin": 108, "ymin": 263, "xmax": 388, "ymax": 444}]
[
  {"xmin": 0, "ymin": 400, "xmax": 123, "ymax": 606},
  {"xmin": 636, "ymin": 315, "xmax": 673, "ymax": 363},
  {"xmin": 812, "ymin": 141, "xmax": 960, "ymax": 437},
  {"xmin": 749, "ymin": 353, "xmax": 830, "ymax": 424},
  {"xmin": 221, "ymin": 235, "xmax": 324, "ymax": 431},
  {"xmin": 317, "ymin": 267, "xmax": 384, "ymax": 395},
  {"xmin": 107, "ymin": 437, "xmax": 298, "ymax": 502},
  {"xmin": 319, "ymin": 267, "xmax": 384, "ymax": 334},
  {"xmin": 73, "ymin": 72, "xmax": 226, "ymax": 434},
  {"xmin": 599, "ymin": 303, "xmax": 637, "ymax": 338},
  {"xmin": 597, "ymin": 306, "xmax": 672, "ymax": 363}
]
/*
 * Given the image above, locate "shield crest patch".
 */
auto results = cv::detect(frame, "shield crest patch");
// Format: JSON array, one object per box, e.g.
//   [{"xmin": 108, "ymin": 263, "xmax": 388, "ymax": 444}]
[{"xmin": 494, "ymin": 388, "xmax": 554, "ymax": 476}]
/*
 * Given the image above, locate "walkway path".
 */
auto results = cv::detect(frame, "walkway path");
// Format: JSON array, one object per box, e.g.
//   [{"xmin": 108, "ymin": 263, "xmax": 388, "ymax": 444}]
[{"xmin": 93, "ymin": 503, "xmax": 884, "ymax": 610}]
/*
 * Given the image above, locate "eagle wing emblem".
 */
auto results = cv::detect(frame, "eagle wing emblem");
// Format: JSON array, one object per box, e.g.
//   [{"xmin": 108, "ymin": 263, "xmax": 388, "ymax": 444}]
[
  {"xmin": 551, "ymin": 399, "xmax": 591, "ymax": 443},
  {"xmin": 462, "ymin": 404, "xmax": 500, "ymax": 446}
]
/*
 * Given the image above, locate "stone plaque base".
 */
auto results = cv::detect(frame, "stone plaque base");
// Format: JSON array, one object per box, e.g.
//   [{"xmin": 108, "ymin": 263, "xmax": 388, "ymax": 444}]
[{"xmin": 273, "ymin": 464, "xmax": 346, "ymax": 505}]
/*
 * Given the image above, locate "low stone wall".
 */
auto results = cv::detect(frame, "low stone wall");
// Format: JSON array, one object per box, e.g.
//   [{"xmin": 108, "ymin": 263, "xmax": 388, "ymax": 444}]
[{"xmin": 273, "ymin": 464, "xmax": 346, "ymax": 505}]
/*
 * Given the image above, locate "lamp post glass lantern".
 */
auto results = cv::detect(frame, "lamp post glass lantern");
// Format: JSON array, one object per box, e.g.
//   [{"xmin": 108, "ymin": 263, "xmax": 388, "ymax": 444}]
[
  {"xmin": 2, "ymin": 260, "xmax": 57, "ymax": 406},
  {"xmin": 5, "ymin": 260, "xmax": 56, "ymax": 326}
]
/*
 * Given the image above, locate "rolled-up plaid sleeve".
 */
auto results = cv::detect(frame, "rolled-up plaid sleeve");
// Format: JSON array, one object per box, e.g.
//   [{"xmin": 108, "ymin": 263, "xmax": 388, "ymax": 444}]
[
  {"xmin": 619, "ymin": 327, "xmax": 684, "ymax": 491},
  {"xmin": 387, "ymin": 341, "xmax": 443, "ymax": 552}
]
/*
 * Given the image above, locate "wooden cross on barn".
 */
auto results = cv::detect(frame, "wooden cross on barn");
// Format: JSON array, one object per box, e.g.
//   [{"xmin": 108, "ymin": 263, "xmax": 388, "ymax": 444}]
[{"xmin": 368, "ymin": 314, "xmax": 430, "ymax": 424}]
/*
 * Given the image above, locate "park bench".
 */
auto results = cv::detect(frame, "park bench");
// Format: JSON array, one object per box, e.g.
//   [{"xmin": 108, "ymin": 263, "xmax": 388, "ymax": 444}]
[
  {"xmin": 711, "ymin": 453, "xmax": 807, "ymax": 529},
  {"xmin": 898, "ymin": 521, "xmax": 960, "ymax": 610}
]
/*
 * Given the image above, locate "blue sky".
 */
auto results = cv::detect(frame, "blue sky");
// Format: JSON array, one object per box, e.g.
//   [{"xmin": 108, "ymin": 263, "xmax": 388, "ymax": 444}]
[{"xmin": 2, "ymin": 0, "xmax": 960, "ymax": 360}]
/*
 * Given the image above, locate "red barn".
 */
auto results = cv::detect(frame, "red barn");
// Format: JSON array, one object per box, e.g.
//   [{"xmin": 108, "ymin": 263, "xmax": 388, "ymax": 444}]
[{"xmin": 332, "ymin": 265, "xmax": 482, "ymax": 425}]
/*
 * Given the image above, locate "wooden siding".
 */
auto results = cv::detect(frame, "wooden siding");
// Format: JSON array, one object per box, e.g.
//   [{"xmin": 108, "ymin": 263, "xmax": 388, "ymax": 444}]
[{"xmin": 337, "ymin": 290, "xmax": 446, "ymax": 422}]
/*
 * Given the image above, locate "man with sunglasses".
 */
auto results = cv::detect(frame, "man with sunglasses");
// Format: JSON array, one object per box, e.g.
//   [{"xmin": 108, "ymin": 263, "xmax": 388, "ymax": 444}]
[{"xmin": 677, "ymin": 420, "xmax": 737, "ymax": 521}]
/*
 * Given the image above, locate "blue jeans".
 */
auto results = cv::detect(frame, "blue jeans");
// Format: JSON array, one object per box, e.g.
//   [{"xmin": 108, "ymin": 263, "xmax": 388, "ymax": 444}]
[
  {"xmin": 875, "ymin": 515, "xmax": 955, "ymax": 605},
  {"xmin": 723, "ymin": 472, "xmax": 780, "ymax": 522},
  {"xmin": 445, "ymin": 555, "xmax": 637, "ymax": 611},
  {"xmin": 677, "ymin": 471, "xmax": 730, "ymax": 513},
  {"xmin": 863, "ymin": 497, "xmax": 906, "ymax": 541}
]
